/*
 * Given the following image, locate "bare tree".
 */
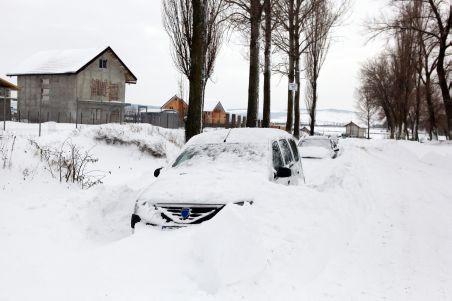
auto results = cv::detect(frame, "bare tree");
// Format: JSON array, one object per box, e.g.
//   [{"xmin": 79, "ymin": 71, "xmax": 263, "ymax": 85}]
[
  {"xmin": 163, "ymin": 0, "xmax": 225, "ymax": 141},
  {"xmin": 272, "ymin": 0, "xmax": 317, "ymax": 136},
  {"xmin": 225, "ymin": 0, "xmax": 269, "ymax": 127},
  {"xmin": 356, "ymin": 87, "xmax": 378, "ymax": 139},
  {"xmin": 359, "ymin": 56, "xmax": 397, "ymax": 138},
  {"xmin": 370, "ymin": 0, "xmax": 451, "ymax": 138},
  {"xmin": 262, "ymin": 0, "xmax": 274, "ymax": 128},
  {"xmin": 304, "ymin": 0, "xmax": 344, "ymax": 136}
]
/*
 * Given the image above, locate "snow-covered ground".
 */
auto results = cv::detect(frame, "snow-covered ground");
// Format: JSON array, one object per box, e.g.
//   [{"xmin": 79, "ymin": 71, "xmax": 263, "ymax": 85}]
[{"xmin": 1, "ymin": 122, "xmax": 452, "ymax": 300}]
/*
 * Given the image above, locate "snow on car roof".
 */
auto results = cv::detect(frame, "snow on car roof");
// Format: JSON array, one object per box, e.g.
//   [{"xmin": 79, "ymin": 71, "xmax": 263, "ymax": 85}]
[
  {"xmin": 186, "ymin": 128, "xmax": 294, "ymax": 146},
  {"xmin": 301, "ymin": 135, "xmax": 332, "ymax": 140}
]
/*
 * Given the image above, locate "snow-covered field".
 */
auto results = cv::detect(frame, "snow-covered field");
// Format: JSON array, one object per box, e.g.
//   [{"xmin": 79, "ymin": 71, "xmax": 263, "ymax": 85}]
[{"xmin": 1, "ymin": 122, "xmax": 452, "ymax": 300}]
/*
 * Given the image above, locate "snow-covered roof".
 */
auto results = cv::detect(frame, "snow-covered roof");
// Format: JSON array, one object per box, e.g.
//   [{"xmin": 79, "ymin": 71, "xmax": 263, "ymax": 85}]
[
  {"xmin": 345, "ymin": 120, "xmax": 367, "ymax": 129},
  {"xmin": 7, "ymin": 46, "xmax": 137, "ymax": 83},
  {"xmin": 187, "ymin": 128, "xmax": 293, "ymax": 146}
]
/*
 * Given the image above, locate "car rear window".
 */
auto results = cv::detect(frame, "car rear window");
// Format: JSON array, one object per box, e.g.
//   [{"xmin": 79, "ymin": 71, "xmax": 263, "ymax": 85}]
[
  {"xmin": 289, "ymin": 139, "xmax": 300, "ymax": 161},
  {"xmin": 279, "ymin": 139, "xmax": 294, "ymax": 165}
]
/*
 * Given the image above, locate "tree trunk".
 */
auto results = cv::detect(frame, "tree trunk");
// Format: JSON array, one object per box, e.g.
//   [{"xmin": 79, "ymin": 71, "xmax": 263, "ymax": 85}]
[
  {"xmin": 285, "ymin": 0, "xmax": 295, "ymax": 133},
  {"xmin": 309, "ymin": 80, "xmax": 317, "ymax": 136},
  {"xmin": 436, "ymin": 45, "xmax": 452, "ymax": 138},
  {"xmin": 414, "ymin": 75, "xmax": 421, "ymax": 141},
  {"xmin": 293, "ymin": 23, "xmax": 300, "ymax": 139},
  {"xmin": 185, "ymin": 0, "xmax": 207, "ymax": 142},
  {"xmin": 425, "ymin": 72, "xmax": 437, "ymax": 140},
  {"xmin": 246, "ymin": 0, "xmax": 262, "ymax": 128},
  {"xmin": 262, "ymin": 0, "xmax": 271, "ymax": 128}
]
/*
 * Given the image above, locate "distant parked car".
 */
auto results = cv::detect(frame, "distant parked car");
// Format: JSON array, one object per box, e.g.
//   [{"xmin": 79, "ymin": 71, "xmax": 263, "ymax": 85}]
[
  {"xmin": 131, "ymin": 128, "xmax": 304, "ymax": 229},
  {"xmin": 298, "ymin": 136, "xmax": 339, "ymax": 159}
]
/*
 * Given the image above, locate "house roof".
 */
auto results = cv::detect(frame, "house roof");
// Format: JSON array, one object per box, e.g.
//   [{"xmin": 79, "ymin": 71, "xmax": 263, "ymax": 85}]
[
  {"xmin": 6, "ymin": 46, "xmax": 137, "ymax": 84},
  {"xmin": 204, "ymin": 101, "xmax": 226, "ymax": 112},
  {"xmin": 345, "ymin": 121, "xmax": 367, "ymax": 129},
  {"xmin": 161, "ymin": 95, "xmax": 188, "ymax": 109},
  {"xmin": 0, "ymin": 77, "xmax": 18, "ymax": 90}
]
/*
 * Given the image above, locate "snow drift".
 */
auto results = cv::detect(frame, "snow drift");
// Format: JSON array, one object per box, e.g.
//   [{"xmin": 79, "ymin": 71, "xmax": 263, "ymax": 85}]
[{"xmin": 1, "ymin": 122, "xmax": 452, "ymax": 300}]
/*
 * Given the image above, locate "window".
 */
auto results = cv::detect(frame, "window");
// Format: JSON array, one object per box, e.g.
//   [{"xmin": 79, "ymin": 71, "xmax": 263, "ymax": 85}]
[
  {"xmin": 272, "ymin": 141, "xmax": 284, "ymax": 170},
  {"xmin": 91, "ymin": 79, "xmax": 107, "ymax": 97},
  {"xmin": 279, "ymin": 139, "xmax": 293, "ymax": 165},
  {"xmin": 108, "ymin": 83, "xmax": 119, "ymax": 101},
  {"xmin": 99, "ymin": 59, "xmax": 107, "ymax": 69},
  {"xmin": 42, "ymin": 88, "xmax": 50, "ymax": 96},
  {"xmin": 289, "ymin": 139, "xmax": 300, "ymax": 162},
  {"xmin": 42, "ymin": 78, "xmax": 50, "ymax": 85}
]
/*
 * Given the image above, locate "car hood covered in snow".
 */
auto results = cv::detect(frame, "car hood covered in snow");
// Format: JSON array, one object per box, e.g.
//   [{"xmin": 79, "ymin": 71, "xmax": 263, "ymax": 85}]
[{"xmin": 137, "ymin": 166, "xmax": 269, "ymax": 205}]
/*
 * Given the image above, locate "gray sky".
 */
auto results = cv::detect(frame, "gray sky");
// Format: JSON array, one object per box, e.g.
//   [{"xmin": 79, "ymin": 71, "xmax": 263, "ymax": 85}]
[{"xmin": 1, "ymin": 0, "xmax": 387, "ymax": 111}]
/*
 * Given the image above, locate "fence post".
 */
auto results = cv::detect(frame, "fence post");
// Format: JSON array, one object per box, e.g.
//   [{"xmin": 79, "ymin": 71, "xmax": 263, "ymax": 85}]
[
  {"xmin": 92, "ymin": 112, "xmax": 94, "ymax": 125},
  {"xmin": 47, "ymin": 111, "xmax": 50, "ymax": 122},
  {"xmin": 38, "ymin": 111, "xmax": 41, "ymax": 137},
  {"xmin": 27, "ymin": 111, "xmax": 30, "ymax": 123},
  {"xmin": 237, "ymin": 115, "xmax": 241, "ymax": 128},
  {"xmin": 18, "ymin": 110, "xmax": 21, "ymax": 122},
  {"xmin": 242, "ymin": 117, "xmax": 247, "ymax": 127}
]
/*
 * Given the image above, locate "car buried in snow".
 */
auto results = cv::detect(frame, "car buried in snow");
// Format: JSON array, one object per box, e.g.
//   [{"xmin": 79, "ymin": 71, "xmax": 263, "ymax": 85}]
[
  {"xmin": 298, "ymin": 135, "xmax": 340, "ymax": 159},
  {"xmin": 131, "ymin": 128, "xmax": 304, "ymax": 229}
]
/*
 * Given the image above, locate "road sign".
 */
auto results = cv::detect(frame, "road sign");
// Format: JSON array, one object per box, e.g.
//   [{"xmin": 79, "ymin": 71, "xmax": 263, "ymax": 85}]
[{"xmin": 288, "ymin": 82, "xmax": 298, "ymax": 91}]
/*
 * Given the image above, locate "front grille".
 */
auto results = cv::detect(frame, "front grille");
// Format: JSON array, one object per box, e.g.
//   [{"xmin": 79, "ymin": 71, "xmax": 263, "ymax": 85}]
[{"xmin": 156, "ymin": 203, "xmax": 224, "ymax": 224}]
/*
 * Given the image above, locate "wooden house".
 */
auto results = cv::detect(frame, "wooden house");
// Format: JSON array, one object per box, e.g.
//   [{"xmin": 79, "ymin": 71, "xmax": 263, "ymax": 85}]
[
  {"xmin": 345, "ymin": 121, "xmax": 367, "ymax": 138},
  {"xmin": 203, "ymin": 101, "xmax": 227, "ymax": 125},
  {"xmin": 161, "ymin": 95, "xmax": 188, "ymax": 125},
  {"xmin": 7, "ymin": 46, "xmax": 137, "ymax": 124},
  {"xmin": 0, "ymin": 77, "xmax": 18, "ymax": 121}
]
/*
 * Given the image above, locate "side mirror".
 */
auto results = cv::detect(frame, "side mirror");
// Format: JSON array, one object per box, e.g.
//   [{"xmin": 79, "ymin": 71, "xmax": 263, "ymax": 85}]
[
  {"xmin": 275, "ymin": 167, "xmax": 292, "ymax": 178},
  {"xmin": 154, "ymin": 167, "xmax": 163, "ymax": 178}
]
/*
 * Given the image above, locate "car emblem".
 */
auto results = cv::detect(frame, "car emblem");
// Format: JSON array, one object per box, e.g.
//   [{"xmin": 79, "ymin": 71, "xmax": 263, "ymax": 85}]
[{"xmin": 181, "ymin": 208, "xmax": 191, "ymax": 220}]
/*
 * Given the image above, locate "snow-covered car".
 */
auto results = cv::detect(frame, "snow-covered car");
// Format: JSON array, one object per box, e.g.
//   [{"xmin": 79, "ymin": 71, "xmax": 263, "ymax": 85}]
[
  {"xmin": 298, "ymin": 136, "xmax": 339, "ymax": 159},
  {"xmin": 131, "ymin": 128, "xmax": 304, "ymax": 229}
]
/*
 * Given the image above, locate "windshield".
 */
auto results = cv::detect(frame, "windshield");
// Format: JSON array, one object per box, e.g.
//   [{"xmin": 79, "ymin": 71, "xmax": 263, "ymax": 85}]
[
  {"xmin": 172, "ymin": 143, "xmax": 265, "ymax": 168},
  {"xmin": 299, "ymin": 139, "xmax": 331, "ymax": 149}
]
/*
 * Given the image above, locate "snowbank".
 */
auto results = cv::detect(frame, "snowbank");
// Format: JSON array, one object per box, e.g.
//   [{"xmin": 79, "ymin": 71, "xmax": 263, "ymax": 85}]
[{"xmin": 1, "ymin": 123, "xmax": 452, "ymax": 300}]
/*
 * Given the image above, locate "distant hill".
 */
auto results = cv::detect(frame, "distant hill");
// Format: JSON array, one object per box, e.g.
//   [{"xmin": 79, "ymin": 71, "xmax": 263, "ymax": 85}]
[{"xmin": 228, "ymin": 108, "xmax": 360, "ymax": 126}]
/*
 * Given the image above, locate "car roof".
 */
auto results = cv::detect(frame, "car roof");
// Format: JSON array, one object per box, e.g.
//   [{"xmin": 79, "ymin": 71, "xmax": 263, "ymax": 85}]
[
  {"xmin": 186, "ymin": 128, "xmax": 294, "ymax": 146},
  {"xmin": 301, "ymin": 135, "xmax": 331, "ymax": 141}
]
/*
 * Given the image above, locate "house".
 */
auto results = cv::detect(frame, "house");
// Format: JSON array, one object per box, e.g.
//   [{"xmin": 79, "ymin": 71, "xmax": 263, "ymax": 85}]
[
  {"xmin": 7, "ymin": 46, "xmax": 137, "ymax": 124},
  {"xmin": 345, "ymin": 121, "xmax": 367, "ymax": 138},
  {"xmin": 0, "ymin": 77, "xmax": 18, "ymax": 121},
  {"xmin": 203, "ymin": 101, "xmax": 227, "ymax": 125},
  {"xmin": 161, "ymin": 95, "xmax": 188, "ymax": 126}
]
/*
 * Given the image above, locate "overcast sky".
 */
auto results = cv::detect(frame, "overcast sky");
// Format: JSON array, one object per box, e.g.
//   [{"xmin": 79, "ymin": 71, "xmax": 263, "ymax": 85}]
[{"xmin": 1, "ymin": 0, "xmax": 387, "ymax": 111}]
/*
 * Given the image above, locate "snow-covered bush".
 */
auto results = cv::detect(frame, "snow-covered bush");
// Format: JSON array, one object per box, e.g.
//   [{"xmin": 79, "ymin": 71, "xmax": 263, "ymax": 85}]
[
  {"xmin": 0, "ymin": 133, "xmax": 16, "ymax": 169},
  {"xmin": 92, "ymin": 124, "xmax": 183, "ymax": 158},
  {"xmin": 29, "ymin": 138, "xmax": 107, "ymax": 189}
]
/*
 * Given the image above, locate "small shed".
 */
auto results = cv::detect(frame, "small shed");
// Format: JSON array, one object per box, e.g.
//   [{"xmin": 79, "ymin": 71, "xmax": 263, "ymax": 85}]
[
  {"xmin": 0, "ymin": 77, "xmax": 19, "ymax": 121},
  {"xmin": 161, "ymin": 95, "xmax": 188, "ymax": 126},
  {"xmin": 345, "ymin": 121, "xmax": 367, "ymax": 138}
]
